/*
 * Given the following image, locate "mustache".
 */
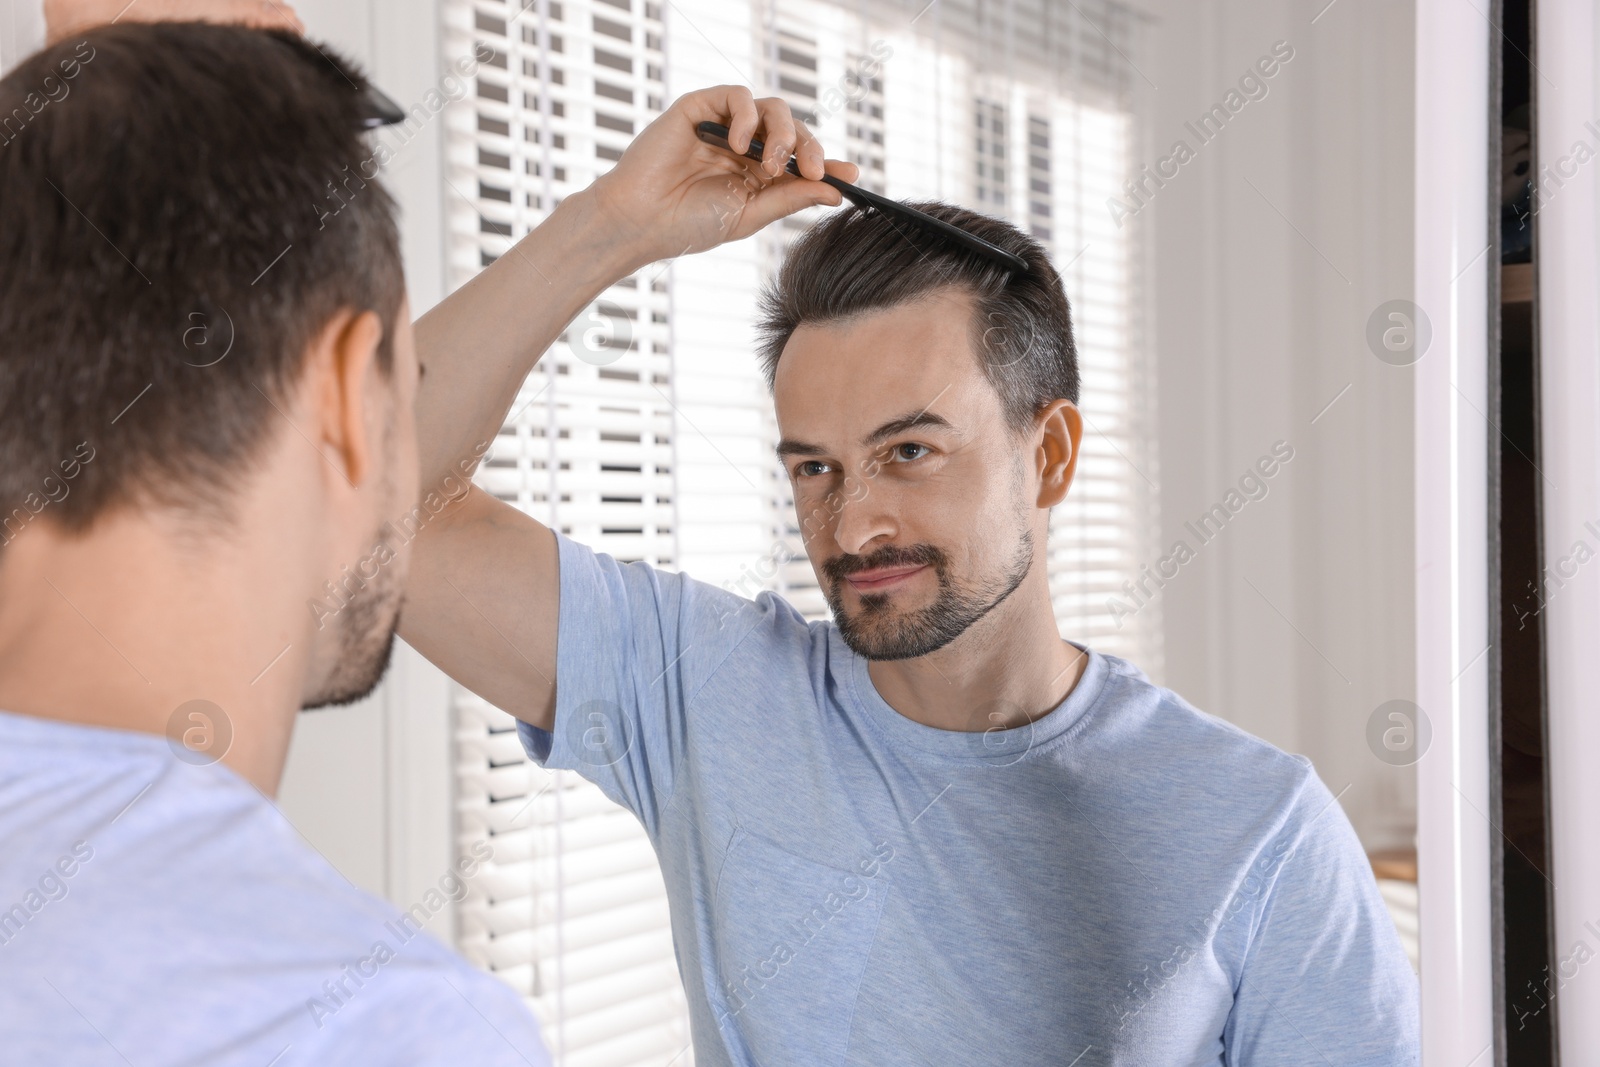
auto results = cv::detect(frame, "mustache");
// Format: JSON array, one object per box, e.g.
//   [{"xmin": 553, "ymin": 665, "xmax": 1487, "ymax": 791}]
[{"xmin": 822, "ymin": 543, "xmax": 946, "ymax": 584}]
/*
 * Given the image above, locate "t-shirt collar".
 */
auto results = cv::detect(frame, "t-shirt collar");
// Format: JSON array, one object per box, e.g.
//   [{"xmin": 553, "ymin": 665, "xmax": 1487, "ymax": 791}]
[{"xmin": 837, "ymin": 630, "xmax": 1109, "ymax": 762}]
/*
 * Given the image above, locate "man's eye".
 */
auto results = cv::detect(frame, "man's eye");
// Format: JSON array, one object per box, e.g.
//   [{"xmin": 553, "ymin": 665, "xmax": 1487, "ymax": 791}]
[
  {"xmin": 892, "ymin": 443, "xmax": 929, "ymax": 462},
  {"xmin": 797, "ymin": 460, "xmax": 832, "ymax": 478}
]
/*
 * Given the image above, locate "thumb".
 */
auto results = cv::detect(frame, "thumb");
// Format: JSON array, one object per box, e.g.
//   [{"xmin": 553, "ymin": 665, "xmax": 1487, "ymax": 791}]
[{"xmin": 737, "ymin": 159, "xmax": 860, "ymax": 234}]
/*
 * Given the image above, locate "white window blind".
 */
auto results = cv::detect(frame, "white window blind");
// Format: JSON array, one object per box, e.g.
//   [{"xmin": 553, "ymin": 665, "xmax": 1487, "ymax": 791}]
[
  {"xmin": 445, "ymin": 2, "xmax": 693, "ymax": 1065},
  {"xmin": 443, "ymin": 2, "xmax": 1153, "ymax": 1065}
]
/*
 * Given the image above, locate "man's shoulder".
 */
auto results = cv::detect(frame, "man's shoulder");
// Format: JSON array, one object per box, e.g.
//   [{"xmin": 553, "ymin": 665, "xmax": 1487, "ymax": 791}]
[
  {"xmin": 1079, "ymin": 652, "xmax": 1324, "ymax": 834},
  {"xmin": 1092, "ymin": 652, "xmax": 1315, "ymax": 776},
  {"xmin": 0, "ymin": 716, "xmax": 548, "ymax": 1064},
  {"xmin": 0, "ymin": 713, "xmax": 544, "ymax": 1055},
  {"xmin": 1075, "ymin": 658, "xmax": 1389, "ymax": 970}
]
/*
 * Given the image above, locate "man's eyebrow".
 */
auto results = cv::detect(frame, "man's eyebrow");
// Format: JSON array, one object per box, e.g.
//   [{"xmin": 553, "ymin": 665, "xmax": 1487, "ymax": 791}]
[{"xmin": 774, "ymin": 410, "xmax": 958, "ymax": 460}]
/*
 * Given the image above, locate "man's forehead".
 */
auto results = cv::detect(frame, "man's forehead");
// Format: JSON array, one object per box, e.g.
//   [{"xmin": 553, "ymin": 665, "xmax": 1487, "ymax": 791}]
[
  {"xmin": 772, "ymin": 288, "xmax": 994, "ymax": 447},
  {"xmin": 780, "ymin": 289, "xmax": 979, "ymax": 382}
]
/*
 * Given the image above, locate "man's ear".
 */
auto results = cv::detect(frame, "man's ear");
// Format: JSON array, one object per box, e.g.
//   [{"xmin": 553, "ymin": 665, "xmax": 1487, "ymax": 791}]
[
  {"xmin": 307, "ymin": 308, "xmax": 386, "ymax": 489},
  {"xmin": 1034, "ymin": 399, "xmax": 1082, "ymax": 510}
]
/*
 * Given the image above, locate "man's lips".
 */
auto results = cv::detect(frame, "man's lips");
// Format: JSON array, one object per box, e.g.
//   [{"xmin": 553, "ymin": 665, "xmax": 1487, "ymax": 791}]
[{"xmin": 843, "ymin": 564, "xmax": 929, "ymax": 592}]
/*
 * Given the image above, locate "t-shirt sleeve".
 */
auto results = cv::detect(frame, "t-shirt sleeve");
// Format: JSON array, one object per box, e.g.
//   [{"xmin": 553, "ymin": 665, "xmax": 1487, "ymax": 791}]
[
  {"xmin": 1223, "ymin": 772, "xmax": 1421, "ymax": 1066},
  {"xmin": 515, "ymin": 530, "xmax": 792, "ymax": 836}
]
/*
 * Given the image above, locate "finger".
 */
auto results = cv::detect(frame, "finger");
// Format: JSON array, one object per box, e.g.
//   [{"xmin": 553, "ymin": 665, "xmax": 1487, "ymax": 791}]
[
  {"xmin": 751, "ymin": 97, "xmax": 798, "ymax": 177},
  {"xmin": 675, "ymin": 84, "xmax": 758, "ymax": 154},
  {"xmin": 743, "ymin": 179, "xmax": 837, "ymax": 231},
  {"xmin": 265, "ymin": 11, "xmax": 305, "ymax": 33},
  {"xmin": 739, "ymin": 159, "xmax": 856, "ymax": 232},
  {"xmin": 792, "ymin": 117, "xmax": 825, "ymax": 182},
  {"xmin": 253, "ymin": 0, "xmax": 304, "ymax": 32},
  {"xmin": 825, "ymin": 158, "xmax": 861, "ymax": 185}
]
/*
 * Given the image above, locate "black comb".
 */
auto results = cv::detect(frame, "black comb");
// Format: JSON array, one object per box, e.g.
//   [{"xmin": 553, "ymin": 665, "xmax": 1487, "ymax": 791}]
[{"xmin": 695, "ymin": 120, "xmax": 1029, "ymax": 274}]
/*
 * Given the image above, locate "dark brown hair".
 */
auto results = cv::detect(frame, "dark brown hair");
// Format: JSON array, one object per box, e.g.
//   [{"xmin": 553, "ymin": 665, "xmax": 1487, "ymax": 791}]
[
  {"xmin": 753, "ymin": 201, "xmax": 1078, "ymax": 434},
  {"xmin": 0, "ymin": 22, "xmax": 404, "ymax": 536}
]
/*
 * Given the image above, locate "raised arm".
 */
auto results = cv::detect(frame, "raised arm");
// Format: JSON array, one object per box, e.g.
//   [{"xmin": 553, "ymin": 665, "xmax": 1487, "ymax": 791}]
[{"xmin": 399, "ymin": 86, "xmax": 856, "ymax": 731}]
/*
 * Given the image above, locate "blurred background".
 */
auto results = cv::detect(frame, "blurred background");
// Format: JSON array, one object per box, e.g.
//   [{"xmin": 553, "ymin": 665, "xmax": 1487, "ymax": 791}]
[{"xmin": 129, "ymin": 0, "xmax": 1421, "ymax": 1062}]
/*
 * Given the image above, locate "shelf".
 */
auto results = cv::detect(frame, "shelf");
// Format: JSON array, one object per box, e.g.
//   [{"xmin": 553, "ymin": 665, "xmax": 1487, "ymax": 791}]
[
  {"xmin": 1368, "ymin": 847, "xmax": 1418, "ymax": 883},
  {"xmin": 1503, "ymin": 261, "xmax": 1533, "ymax": 304}
]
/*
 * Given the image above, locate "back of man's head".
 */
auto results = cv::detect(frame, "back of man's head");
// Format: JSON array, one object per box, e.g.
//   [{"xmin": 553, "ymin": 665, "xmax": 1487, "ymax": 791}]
[
  {"xmin": 0, "ymin": 22, "xmax": 403, "ymax": 538},
  {"xmin": 753, "ymin": 201, "xmax": 1079, "ymax": 435}
]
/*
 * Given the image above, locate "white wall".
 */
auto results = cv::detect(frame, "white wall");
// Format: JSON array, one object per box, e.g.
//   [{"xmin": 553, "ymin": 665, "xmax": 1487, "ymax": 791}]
[
  {"xmin": 1141, "ymin": 0, "xmax": 1417, "ymax": 850},
  {"xmin": 0, "ymin": 0, "xmax": 45, "ymax": 72}
]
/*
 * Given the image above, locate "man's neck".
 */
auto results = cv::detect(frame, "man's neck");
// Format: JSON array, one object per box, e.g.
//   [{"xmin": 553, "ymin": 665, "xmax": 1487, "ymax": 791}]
[
  {"xmin": 0, "ymin": 511, "xmax": 313, "ymax": 796},
  {"xmin": 864, "ymin": 573, "xmax": 1087, "ymax": 733}
]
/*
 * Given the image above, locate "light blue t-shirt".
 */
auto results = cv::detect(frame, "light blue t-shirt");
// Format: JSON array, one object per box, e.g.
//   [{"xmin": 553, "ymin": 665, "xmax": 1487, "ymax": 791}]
[
  {"xmin": 521, "ymin": 532, "xmax": 1420, "ymax": 1066},
  {"xmin": 0, "ymin": 709, "xmax": 551, "ymax": 1066}
]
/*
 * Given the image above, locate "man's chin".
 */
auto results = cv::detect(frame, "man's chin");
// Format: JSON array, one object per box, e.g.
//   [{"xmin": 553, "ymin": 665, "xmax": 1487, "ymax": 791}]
[
  {"xmin": 845, "ymin": 638, "xmax": 953, "ymax": 663},
  {"xmin": 834, "ymin": 607, "xmax": 962, "ymax": 662},
  {"xmin": 302, "ymin": 626, "xmax": 399, "ymax": 711}
]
